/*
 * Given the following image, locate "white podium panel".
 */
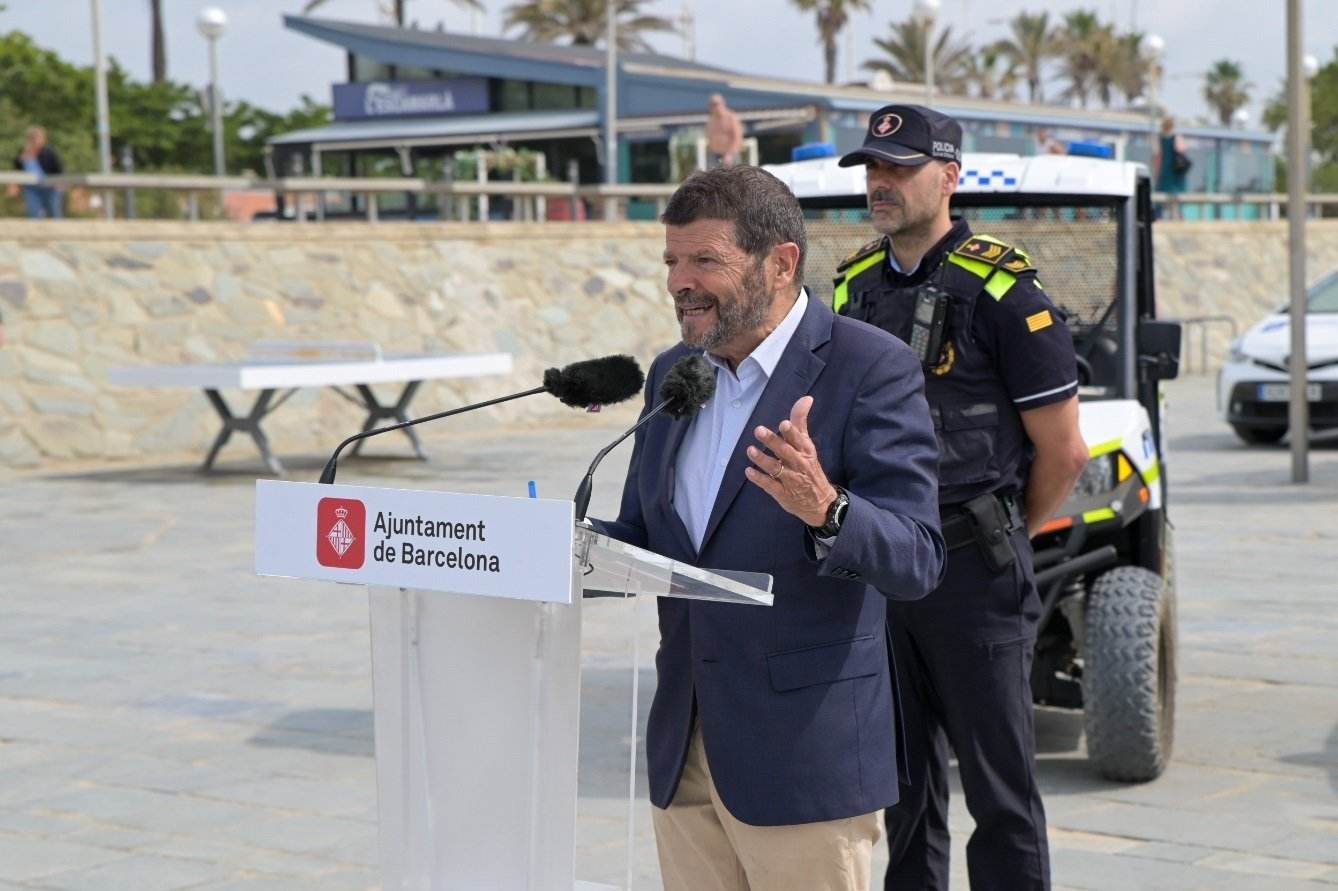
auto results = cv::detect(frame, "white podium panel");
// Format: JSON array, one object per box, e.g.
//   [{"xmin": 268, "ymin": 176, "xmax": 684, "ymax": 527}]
[
  {"xmin": 256, "ymin": 480, "xmax": 574, "ymax": 603},
  {"xmin": 370, "ymin": 582, "xmax": 583, "ymax": 891},
  {"xmin": 255, "ymin": 482, "xmax": 772, "ymax": 891}
]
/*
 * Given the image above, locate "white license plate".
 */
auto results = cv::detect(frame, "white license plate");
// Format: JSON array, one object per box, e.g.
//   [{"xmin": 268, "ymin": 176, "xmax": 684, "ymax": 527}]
[{"xmin": 1257, "ymin": 383, "xmax": 1322, "ymax": 402}]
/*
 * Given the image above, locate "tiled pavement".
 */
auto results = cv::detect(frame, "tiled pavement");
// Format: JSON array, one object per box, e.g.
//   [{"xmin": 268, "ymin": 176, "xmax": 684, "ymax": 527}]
[{"xmin": 1, "ymin": 375, "xmax": 1335, "ymax": 889}]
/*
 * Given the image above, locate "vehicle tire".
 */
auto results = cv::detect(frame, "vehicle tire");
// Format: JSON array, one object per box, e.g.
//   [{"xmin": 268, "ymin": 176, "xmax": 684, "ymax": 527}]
[
  {"xmin": 1083, "ymin": 565, "xmax": 1176, "ymax": 782},
  {"xmin": 1231, "ymin": 423, "xmax": 1285, "ymax": 444}
]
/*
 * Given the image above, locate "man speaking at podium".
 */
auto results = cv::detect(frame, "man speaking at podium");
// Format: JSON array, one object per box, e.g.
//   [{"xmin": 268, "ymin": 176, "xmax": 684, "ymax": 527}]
[{"xmin": 594, "ymin": 166, "xmax": 945, "ymax": 891}]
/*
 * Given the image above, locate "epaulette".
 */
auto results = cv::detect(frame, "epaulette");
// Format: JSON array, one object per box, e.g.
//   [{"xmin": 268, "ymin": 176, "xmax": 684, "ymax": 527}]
[
  {"xmin": 951, "ymin": 236, "xmax": 1035, "ymax": 275},
  {"xmin": 835, "ymin": 237, "xmax": 886, "ymax": 274}
]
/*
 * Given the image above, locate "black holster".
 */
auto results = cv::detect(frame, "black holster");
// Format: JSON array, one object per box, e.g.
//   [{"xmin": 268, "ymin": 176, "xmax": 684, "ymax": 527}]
[{"xmin": 960, "ymin": 492, "xmax": 1019, "ymax": 573}]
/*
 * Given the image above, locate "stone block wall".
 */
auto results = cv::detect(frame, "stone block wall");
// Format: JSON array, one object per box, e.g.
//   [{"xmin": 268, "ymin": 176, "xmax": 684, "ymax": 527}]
[
  {"xmin": 0, "ymin": 221, "xmax": 676, "ymax": 469},
  {"xmin": 2, "ymin": 219, "xmax": 1336, "ymax": 469}
]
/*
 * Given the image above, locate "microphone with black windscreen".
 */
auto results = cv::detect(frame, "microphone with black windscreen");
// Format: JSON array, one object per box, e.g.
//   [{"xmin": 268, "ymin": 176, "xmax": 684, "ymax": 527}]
[
  {"xmin": 572, "ymin": 354, "xmax": 716, "ymax": 522},
  {"xmin": 317, "ymin": 354, "xmax": 644, "ymax": 484}
]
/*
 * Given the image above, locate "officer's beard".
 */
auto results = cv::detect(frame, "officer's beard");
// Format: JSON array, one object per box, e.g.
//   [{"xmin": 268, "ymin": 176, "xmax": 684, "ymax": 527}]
[
  {"xmin": 868, "ymin": 188, "xmax": 938, "ymax": 241},
  {"xmin": 676, "ymin": 258, "xmax": 772, "ymax": 354}
]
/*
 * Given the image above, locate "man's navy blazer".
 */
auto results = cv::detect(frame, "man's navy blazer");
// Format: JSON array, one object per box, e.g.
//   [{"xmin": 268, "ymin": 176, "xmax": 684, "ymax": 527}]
[{"xmin": 597, "ymin": 295, "xmax": 945, "ymax": 827}]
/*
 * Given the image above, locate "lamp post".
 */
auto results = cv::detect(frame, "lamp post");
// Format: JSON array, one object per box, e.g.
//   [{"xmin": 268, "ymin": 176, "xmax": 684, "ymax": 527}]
[
  {"xmin": 91, "ymin": 0, "xmax": 113, "ymax": 218},
  {"xmin": 604, "ymin": 2, "xmax": 617, "ymax": 187},
  {"xmin": 197, "ymin": 7, "xmax": 228, "ymax": 178},
  {"xmin": 1231, "ymin": 107, "xmax": 1250, "ymax": 129},
  {"xmin": 91, "ymin": 0, "xmax": 111, "ymax": 174},
  {"xmin": 1286, "ymin": 10, "xmax": 1312, "ymax": 484},
  {"xmin": 914, "ymin": 0, "xmax": 940, "ymax": 105}
]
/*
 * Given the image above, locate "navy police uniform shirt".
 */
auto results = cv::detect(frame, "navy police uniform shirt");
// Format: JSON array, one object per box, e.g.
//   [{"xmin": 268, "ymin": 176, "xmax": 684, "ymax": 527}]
[{"xmin": 834, "ymin": 218, "xmax": 1078, "ymax": 506}]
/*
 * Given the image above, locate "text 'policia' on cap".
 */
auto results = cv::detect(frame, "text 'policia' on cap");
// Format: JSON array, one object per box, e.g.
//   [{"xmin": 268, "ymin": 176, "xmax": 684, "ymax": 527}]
[{"xmin": 838, "ymin": 104, "xmax": 963, "ymax": 168}]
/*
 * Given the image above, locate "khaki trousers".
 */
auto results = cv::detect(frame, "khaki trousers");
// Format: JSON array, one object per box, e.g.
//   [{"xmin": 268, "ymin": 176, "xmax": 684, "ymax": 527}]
[{"xmin": 652, "ymin": 725, "xmax": 882, "ymax": 891}]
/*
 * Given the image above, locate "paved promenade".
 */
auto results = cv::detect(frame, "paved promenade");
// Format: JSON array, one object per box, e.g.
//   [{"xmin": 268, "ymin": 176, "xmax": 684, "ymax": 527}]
[{"xmin": 0, "ymin": 376, "xmax": 1335, "ymax": 890}]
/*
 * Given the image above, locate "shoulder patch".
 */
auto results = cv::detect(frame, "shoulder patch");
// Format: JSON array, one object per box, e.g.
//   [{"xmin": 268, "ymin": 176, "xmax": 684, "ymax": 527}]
[
  {"xmin": 836, "ymin": 237, "xmax": 886, "ymax": 273},
  {"xmin": 952, "ymin": 235, "xmax": 1035, "ymax": 275},
  {"xmin": 955, "ymin": 237, "xmax": 1008, "ymax": 263},
  {"xmin": 1025, "ymin": 309, "xmax": 1054, "ymax": 332}
]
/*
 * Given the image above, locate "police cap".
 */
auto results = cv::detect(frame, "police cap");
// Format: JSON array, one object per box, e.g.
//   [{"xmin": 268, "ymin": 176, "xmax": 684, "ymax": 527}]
[{"xmin": 838, "ymin": 104, "xmax": 963, "ymax": 168}]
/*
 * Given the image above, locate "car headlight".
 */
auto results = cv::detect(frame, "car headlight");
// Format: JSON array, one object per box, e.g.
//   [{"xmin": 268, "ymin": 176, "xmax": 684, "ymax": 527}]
[
  {"xmin": 1228, "ymin": 339, "xmax": 1248, "ymax": 364},
  {"xmin": 1073, "ymin": 453, "xmax": 1117, "ymax": 498}
]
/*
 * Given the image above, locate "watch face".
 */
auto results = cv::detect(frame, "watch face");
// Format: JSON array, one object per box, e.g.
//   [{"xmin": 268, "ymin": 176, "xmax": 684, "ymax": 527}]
[{"xmin": 828, "ymin": 490, "xmax": 849, "ymax": 531}]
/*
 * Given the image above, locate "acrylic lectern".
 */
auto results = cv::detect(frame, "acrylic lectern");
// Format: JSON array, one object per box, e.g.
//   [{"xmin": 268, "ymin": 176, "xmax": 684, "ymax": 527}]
[{"xmin": 254, "ymin": 479, "xmax": 772, "ymax": 890}]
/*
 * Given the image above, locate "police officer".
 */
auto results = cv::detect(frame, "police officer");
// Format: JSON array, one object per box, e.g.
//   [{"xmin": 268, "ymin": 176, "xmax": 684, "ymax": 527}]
[{"xmin": 832, "ymin": 106, "xmax": 1089, "ymax": 891}]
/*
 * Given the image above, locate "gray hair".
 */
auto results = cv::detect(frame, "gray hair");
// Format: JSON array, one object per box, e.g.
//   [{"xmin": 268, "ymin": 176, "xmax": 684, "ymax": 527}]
[{"xmin": 661, "ymin": 165, "xmax": 807, "ymax": 284}]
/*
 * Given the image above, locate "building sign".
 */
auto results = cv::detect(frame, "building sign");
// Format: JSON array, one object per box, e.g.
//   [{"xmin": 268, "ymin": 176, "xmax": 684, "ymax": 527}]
[{"xmin": 332, "ymin": 77, "xmax": 490, "ymax": 120}]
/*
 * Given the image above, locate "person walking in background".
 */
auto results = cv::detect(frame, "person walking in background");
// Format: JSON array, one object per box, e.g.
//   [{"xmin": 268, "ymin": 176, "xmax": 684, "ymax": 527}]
[
  {"xmin": 1036, "ymin": 128, "xmax": 1066, "ymax": 156},
  {"xmin": 705, "ymin": 94, "xmax": 744, "ymax": 168},
  {"xmin": 1152, "ymin": 117, "xmax": 1190, "ymax": 219},
  {"xmin": 9, "ymin": 126, "xmax": 64, "ymax": 219}
]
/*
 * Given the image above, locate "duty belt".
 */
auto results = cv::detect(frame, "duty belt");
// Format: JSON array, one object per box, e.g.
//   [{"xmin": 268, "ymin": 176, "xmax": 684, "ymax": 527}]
[{"xmin": 941, "ymin": 492, "xmax": 1025, "ymax": 552}]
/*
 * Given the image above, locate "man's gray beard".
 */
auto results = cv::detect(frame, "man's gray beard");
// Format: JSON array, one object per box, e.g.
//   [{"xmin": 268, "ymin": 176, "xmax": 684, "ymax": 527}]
[
  {"xmin": 872, "ymin": 204, "xmax": 936, "ymax": 240},
  {"xmin": 682, "ymin": 263, "xmax": 771, "ymax": 353}
]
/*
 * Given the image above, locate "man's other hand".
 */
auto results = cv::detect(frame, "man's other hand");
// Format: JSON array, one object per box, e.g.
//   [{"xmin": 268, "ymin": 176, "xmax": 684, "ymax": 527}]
[{"xmin": 745, "ymin": 395, "xmax": 837, "ymax": 528}]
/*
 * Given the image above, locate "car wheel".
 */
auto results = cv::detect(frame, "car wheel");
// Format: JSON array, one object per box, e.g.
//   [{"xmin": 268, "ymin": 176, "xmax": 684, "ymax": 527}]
[{"xmin": 1231, "ymin": 423, "xmax": 1286, "ymax": 444}]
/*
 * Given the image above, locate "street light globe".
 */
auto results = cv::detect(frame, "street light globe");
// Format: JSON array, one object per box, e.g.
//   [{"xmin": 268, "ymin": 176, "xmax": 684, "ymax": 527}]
[
  {"xmin": 1232, "ymin": 108, "xmax": 1251, "ymax": 128},
  {"xmin": 197, "ymin": 7, "xmax": 228, "ymax": 40},
  {"xmin": 1302, "ymin": 54, "xmax": 1320, "ymax": 79},
  {"xmin": 914, "ymin": 0, "xmax": 940, "ymax": 22},
  {"xmin": 1145, "ymin": 33, "xmax": 1165, "ymax": 58}
]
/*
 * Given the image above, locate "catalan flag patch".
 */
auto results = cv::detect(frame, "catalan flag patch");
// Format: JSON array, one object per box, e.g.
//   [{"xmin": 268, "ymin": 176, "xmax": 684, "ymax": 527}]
[{"xmin": 1025, "ymin": 310, "xmax": 1053, "ymax": 333}]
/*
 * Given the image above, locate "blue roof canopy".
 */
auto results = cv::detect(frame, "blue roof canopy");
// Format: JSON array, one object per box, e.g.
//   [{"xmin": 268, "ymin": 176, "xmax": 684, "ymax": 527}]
[{"xmin": 281, "ymin": 16, "xmax": 1275, "ymax": 147}]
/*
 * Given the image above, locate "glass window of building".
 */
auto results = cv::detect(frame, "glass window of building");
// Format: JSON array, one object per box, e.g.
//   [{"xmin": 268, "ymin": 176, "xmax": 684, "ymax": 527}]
[
  {"xmin": 496, "ymin": 79, "xmax": 531, "ymax": 112},
  {"xmin": 396, "ymin": 64, "xmax": 438, "ymax": 81},
  {"xmin": 532, "ymin": 81, "xmax": 580, "ymax": 111},
  {"xmin": 351, "ymin": 53, "xmax": 393, "ymax": 82}
]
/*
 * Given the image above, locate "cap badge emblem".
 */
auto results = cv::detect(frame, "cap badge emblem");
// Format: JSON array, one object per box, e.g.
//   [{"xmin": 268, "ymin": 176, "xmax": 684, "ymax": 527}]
[{"xmin": 871, "ymin": 113, "xmax": 902, "ymax": 137}]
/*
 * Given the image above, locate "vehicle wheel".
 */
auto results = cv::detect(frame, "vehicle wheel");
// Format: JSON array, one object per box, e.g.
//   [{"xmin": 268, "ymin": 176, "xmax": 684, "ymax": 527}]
[
  {"xmin": 1231, "ymin": 423, "xmax": 1285, "ymax": 444},
  {"xmin": 1083, "ymin": 565, "xmax": 1176, "ymax": 782}
]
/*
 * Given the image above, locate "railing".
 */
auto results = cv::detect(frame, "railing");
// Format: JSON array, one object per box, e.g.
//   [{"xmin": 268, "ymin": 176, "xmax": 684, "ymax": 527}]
[
  {"xmin": 1152, "ymin": 191, "xmax": 1338, "ymax": 220},
  {"xmin": 2, "ymin": 171, "xmax": 1336, "ymax": 224},
  {"xmin": 0, "ymin": 171, "xmax": 678, "ymax": 223},
  {"xmin": 1180, "ymin": 314, "xmax": 1241, "ymax": 374}
]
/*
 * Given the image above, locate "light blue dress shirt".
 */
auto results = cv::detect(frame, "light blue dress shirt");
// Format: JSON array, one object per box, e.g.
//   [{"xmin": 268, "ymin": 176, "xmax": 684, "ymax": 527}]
[
  {"xmin": 674, "ymin": 289, "xmax": 809, "ymax": 552},
  {"xmin": 886, "ymin": 247, "xmax": 919, "ymax": 275}
]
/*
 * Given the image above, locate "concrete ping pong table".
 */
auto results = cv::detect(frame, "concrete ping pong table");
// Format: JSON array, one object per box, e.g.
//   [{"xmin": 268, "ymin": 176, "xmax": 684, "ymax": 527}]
[{"xmin": 108, "ymin": 342, "xmax": 513, "ymax": 475}]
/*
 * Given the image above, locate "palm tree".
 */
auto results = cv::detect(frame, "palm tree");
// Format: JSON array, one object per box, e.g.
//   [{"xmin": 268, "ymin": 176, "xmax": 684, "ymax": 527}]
[
  {"xmin": 1203, "ymin": 59, "xmax": 1252, "ymax": 126},
  {"xmin": 302, "ymin": 0, "xmax": 483, "ymax": 28},
  {"xmin": 1089, "ymin": 25, "xmax": 1125, "ymax": 109},
  {"xmin": 1262, "ymin": 81, "xmax": 1288, "ymax": 131},
  {"xmin": 1112, "ymin": 32, "xmax": 1152, "ymax": 107},
  {"xmin": 503, "ymin": 0, "xmax": 676, "ymax": 52},
  {"xmin": 963, "ymin": 42, "xmax": 1020, "ymax": 101},
  {"xmin": 994, "ymin": 12, "xmax": 1055, "ymax": 103},
  {"xmin": 1056, "ymin": 9, "xmax": 1105, "ymax": 108},
  {"xmin": 789, "ymin": 0, "xmax": 872, "ymax": 85},
  {"xmin": 862, "ymin": 17, "xmax": 972, "ymax": 94},
  {"xmin": 149, "ymin": 0, "xmax": 166, "ymax": 82}
]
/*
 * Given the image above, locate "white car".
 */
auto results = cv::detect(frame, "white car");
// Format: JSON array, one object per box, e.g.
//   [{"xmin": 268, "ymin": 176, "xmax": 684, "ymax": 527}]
[{"xmin": 1218, "ymin": 270, "xmax": 1338, "ymax": 443}]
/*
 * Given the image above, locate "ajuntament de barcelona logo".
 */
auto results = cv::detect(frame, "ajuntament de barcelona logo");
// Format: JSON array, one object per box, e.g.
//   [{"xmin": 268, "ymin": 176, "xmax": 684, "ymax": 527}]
[{"xmin": 317, "ymin": 498, "xmax": 501, "ymax": 573}]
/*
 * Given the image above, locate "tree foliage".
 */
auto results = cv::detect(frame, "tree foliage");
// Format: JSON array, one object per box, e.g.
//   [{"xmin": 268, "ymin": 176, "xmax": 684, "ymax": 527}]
[{"xmin": 0, "ymin": 29, "xmax": 330, "ymax": 177}]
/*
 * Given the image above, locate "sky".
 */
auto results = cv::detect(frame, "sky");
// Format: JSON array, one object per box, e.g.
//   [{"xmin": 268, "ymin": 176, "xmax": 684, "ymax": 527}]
[{"xmin": 3, "ymin": 0, "xmax": 1336, "ymax": 129}]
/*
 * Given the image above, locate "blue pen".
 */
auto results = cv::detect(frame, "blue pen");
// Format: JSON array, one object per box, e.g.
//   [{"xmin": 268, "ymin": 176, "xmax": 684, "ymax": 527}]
[{"xmin": 527, "ymin": 480, "xmax": 538, "ymax": 499}]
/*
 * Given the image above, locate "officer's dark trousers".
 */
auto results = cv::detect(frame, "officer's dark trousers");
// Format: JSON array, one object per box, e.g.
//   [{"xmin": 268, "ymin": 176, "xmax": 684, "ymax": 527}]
[{"xmin": 884, "ymin": 528, "xmax": 1050, "ymax": 891}]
